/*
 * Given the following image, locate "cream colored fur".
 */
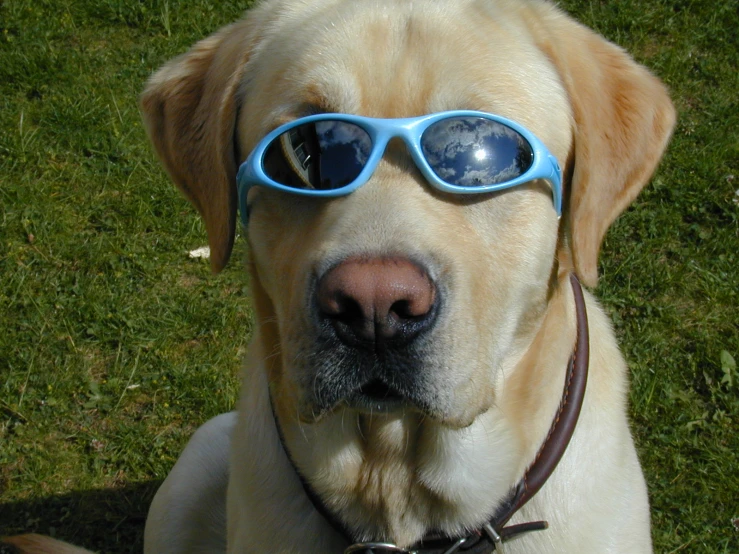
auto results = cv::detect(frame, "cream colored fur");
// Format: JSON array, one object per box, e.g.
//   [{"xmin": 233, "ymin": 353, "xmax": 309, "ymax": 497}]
[{"xmin": 3, "ymin": 0, "xmax": 675, "ymax": 553}]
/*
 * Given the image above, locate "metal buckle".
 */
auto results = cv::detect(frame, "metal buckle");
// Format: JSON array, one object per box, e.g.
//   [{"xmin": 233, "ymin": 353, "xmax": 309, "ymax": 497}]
[
  {"xmin": 482, "ymin": 523, "xmax": 503, "ymax": 545},
  {"xmin": 344, "ymin": 542, "xmax": 414, "ymax": 554},
  {"xmin": 441, "ymin": 536, "xmax": 469, "ymax": 554},
  {"xmin": 343, "ymin": 536, "xmax": 469, "ymax": 554}
]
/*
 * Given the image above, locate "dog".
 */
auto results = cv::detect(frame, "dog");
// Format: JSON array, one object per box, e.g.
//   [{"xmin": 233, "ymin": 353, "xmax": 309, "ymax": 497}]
[{"xmin": 2, "ymin": 0, "xmax": 675, "ymax": 552}]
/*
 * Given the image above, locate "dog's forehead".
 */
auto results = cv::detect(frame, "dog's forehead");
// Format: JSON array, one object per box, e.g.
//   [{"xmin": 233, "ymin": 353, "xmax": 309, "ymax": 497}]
[{"xmin": 241, "ymin": 0, "xmax": 572, "ymax": 151}]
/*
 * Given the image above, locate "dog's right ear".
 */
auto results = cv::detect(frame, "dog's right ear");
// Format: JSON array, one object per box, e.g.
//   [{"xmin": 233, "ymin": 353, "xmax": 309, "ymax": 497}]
[
  {"xmin": 531, "ymin": 5, "xmax": 676, "ymax": 287},
  {"xmin": 140, "ymin": 20, "xmax": 258, "ymax": 273}
]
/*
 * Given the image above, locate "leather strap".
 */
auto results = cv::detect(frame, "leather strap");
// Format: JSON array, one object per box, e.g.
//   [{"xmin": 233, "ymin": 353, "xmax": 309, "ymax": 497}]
[
  {"xmin": 497, "ymin": 273, "xmax": 589, "ymax": 522},
  {"xmin": 275, "ymin": 273, "xmax": 589, "ymax": 554}
]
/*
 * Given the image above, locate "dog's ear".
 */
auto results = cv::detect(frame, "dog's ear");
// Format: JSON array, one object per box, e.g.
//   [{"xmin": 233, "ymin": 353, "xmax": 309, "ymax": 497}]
[
  {"xmin": 539, "ymin": 9, "xmax": 676, "ymax": 286},
  {"xmin": 140, "ymin": 20, "xmax": 257, "ymax": 272}
]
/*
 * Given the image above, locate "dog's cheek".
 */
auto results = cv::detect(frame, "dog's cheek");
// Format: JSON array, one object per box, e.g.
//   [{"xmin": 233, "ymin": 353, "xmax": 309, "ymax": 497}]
[
  {"xmin": 470, "ymin": 191, "xmax": 558, "ymax": 314},
  {"xmin": 249, "ymin": 266, "xmax": 321, "ymax": 422},
  {"xmin": 245, "ymin": 201, "xmax": 319, "ymax": 386},
  {"xmin": 247, "ymin": 194, "xmax": 322, "ymax": 304},
  {"xmin": 431, "ymin": 192, "xmax": 558, "ymax": 421}
]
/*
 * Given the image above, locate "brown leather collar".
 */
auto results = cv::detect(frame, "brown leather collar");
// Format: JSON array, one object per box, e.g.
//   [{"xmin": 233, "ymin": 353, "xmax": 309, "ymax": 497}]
[{"xmin": 276, "ymin": 273, "xmax": 589, "ymax": 554}]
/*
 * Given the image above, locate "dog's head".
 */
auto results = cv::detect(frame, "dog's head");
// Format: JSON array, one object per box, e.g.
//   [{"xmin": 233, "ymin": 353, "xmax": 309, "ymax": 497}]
[{"xmin": 141, "ymin": 0, "xmax": 673, "ymax": 431}]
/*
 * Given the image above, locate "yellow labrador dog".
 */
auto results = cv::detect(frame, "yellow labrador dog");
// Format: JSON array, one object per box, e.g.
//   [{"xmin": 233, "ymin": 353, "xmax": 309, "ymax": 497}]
[{"xmin": 4, "ymin": 0, "xmax": 675, "ymax": 552}]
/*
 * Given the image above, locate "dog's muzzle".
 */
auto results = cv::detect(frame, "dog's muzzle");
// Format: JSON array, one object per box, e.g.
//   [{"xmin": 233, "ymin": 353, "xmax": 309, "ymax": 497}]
[{"xmin": 303, "ymin": 255, "xmax": 441, "ymax": 415}]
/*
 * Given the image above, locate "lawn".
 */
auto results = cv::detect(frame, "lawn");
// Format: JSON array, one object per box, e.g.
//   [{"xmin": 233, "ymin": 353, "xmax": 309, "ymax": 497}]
[{"xmin": 0, "ymin": 0, "xmax": 737, "ymax": 552}]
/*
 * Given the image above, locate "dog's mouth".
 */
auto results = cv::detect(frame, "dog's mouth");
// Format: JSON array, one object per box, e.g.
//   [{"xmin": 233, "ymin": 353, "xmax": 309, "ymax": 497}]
[
  {"xmin": 301, "ymin": 323, "xmax": 444, "ymax": 421},
  {"xmin": 345, "ymin": 378, "xmax": 409, "ymax": 413}
]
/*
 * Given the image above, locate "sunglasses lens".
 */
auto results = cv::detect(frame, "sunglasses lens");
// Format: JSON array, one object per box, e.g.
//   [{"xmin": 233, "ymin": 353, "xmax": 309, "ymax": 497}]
[
  {"xmin": 263, "ymin": 120, "xmax": 372, "ymax": 191},
  {"xmin": 421, "ymin": 117, "xmax": 533, "ymax": 187}
]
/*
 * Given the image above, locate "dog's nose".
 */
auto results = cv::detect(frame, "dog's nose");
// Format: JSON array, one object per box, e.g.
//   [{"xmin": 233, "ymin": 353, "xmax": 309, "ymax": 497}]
[{"xmin": 316, "ymin": 257, "xmax": 438, "ymax": 346}]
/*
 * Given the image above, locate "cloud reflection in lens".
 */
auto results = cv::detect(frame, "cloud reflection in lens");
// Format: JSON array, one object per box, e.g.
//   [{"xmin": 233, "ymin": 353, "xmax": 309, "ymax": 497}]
[{"xmin": 421, "ymin": 117, "xmax": 533, "ymax": 187}]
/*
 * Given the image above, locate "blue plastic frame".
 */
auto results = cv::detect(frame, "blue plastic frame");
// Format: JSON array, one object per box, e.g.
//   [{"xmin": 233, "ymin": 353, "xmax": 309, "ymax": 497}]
[{"xmin": 237, "ymin": 110, "xmax": 562, "ymax": 226}]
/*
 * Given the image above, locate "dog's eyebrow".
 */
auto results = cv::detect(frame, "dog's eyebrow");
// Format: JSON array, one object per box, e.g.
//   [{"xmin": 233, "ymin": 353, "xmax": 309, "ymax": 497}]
[
  {"xmin": 301, "ymin": 83, "xmax": 346, "ymax": 115},
  {"xmin": 270, "ymin": 103, "xmax": 339, "ymax": 129},
  {"xmin": 297, "ymin": 102, "xmax": 327, "ymax": 117}
]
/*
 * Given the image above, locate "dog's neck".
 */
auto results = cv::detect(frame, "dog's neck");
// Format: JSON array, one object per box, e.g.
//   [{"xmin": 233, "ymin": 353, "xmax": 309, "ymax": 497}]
[{"xmin": 269, "ymin": 274, "xmax": 587, "ymax": 549}]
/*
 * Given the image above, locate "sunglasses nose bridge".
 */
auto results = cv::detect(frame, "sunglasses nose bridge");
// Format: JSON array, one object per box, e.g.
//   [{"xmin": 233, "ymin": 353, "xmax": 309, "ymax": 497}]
[{"xmin": 367, "ymin": 123, "xmax": 427, "ymax": 176}]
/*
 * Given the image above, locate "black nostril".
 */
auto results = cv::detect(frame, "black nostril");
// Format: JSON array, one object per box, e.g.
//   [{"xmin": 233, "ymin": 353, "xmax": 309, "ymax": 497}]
[
  {"xmin": 325, "ymin": 294, "xmax": 375, "ymax": 341},
  {"xmin": 331, "ymin": 294, "xmax": 364, "ymax": 324},
  {"xmin": 390, "ymin": 300, "xmax": 416, "ymax": 320}
]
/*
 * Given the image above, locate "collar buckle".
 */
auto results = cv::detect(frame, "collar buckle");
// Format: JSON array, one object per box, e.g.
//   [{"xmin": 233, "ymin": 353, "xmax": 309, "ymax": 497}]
[
  {"xmin": 482, "ymin": 523, "xmax": 502, "ymax": 545},
  {"xmin": 344, "ymin": 542, "xmax": 416, "ymax": 554},
  {"xmin": 344, "ymin": 536, "xmax": 470, "ymax": 554},
  {"xmin": 440, "ymin": 537, "xmax": 469, "ymax": 554}
]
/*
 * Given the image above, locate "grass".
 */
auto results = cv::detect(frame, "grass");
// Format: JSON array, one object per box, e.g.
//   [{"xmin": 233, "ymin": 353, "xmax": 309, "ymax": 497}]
[{"xmin": 0, "ymin": 0, "xmax": 736, "ymax": 552}]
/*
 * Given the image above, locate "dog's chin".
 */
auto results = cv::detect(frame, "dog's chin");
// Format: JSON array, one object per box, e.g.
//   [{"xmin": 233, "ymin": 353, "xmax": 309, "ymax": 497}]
[
  {"xmin": 295, "ymin": 380, "xmax": 418, "ymax": 423},
  {"xmin": 296, "ymin": 379, "xmax": 480, "ymax": 429},
  {"xmin": 345, "ymin": 379, "xmax": 416, "ymax": 415}
]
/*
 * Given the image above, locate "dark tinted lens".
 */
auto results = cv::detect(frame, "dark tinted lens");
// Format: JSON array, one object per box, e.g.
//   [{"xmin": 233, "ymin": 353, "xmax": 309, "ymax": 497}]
[
  {"xmin": 421, "ymin": 117, "xmax": 533, "ymax": 187},
  {"xmin": 262, "ymin": 120, "xmax": 372, "ymax": 190}
]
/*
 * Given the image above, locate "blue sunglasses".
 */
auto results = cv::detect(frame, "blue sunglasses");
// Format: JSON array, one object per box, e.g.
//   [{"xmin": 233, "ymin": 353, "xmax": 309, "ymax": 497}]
[{"xmin": 237, "ymin": 110, "xmax": 562, "ymax": 226}]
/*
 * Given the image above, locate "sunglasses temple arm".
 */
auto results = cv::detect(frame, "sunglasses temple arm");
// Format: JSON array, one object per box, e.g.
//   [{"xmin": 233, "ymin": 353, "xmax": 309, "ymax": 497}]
[
  {"xmin": 552, "ymin": 177, "xmax": 562, "ymax": 217},
  {"xmin": 546, "ymin": 155, "xmax": 563, "ymax": 217},
  {"xmin": 237, "ymin": 163, "xmax": 253, "ymax": 227}
]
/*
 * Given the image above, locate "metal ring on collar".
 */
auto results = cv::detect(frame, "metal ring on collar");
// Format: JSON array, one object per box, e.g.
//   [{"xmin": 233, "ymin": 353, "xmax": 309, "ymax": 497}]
[
  {"xmin": 344, "ymin": 542, "xmax": 415, "ymax": 553},
  {"xmin": 440, "ymin": 536, "xmax": 470, "ymax": 554}
]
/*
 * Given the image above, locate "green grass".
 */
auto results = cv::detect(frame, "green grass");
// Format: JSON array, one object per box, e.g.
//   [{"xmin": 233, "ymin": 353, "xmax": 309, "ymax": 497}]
[{"xmin": 0, "ymin": 0, "xmax": 736, "ymax": 552}]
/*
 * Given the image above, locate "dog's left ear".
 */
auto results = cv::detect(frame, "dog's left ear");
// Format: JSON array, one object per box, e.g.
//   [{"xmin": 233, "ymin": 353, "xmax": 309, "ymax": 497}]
[
  {"xmin": 140, "ymin": 20, "xmax": 258, "ymax": 273},
  {"xmin": 536, "ymin": 7, "xmax": 676, "ymax": 287}
]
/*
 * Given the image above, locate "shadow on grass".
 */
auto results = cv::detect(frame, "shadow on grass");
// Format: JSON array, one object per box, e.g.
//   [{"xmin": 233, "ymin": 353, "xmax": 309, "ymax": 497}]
[{"xmin": 0, "ymin": 480, "xmax": 162, "ymax": 553}]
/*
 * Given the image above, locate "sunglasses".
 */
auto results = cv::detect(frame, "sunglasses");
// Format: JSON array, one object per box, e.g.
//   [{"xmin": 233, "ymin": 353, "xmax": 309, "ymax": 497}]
[{"xmin": 237, "ymin": 110, "xmax": 562, "ymax": 226}]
